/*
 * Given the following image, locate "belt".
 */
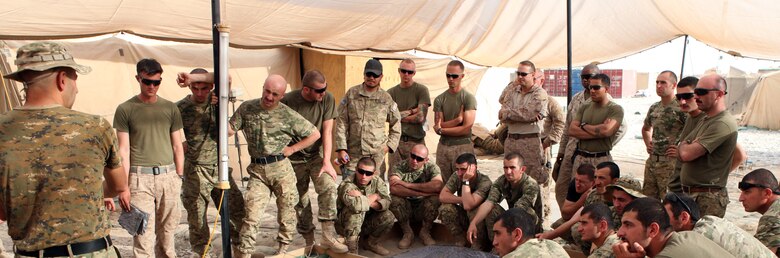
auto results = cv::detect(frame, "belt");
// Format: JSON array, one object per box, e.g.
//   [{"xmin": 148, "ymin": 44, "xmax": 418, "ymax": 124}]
[
  {"xmin": 251, "ymin": 154, "xmax": 286, "ymax": 165},
  {"xmin": 400, "ymin": 135, "xmax": 424, "ymax": 142},
  {"xmin": 439, "ymin": 137, "xmax": 472, "ymax": 146},
  {"xmin": 16, "ymin": 236, "xmax": 112, "ymax": 257},
  {"xmin": 508, "ymin": 133, "xmax": 539, "ymax": 139},
  {"xmin": 682, "ymin": 185, "xmax": 722, "ymax": 193},
  {"xmin": 651, "ymin": 154, "xmax": 672, "ymax": 162},
  {"xmin": 574, "ymin": 149, "xmax": 610, "ymax": 158},
  {"xmin": 129, "ymin": 164, "xmax": 176, "ymax": 175}
]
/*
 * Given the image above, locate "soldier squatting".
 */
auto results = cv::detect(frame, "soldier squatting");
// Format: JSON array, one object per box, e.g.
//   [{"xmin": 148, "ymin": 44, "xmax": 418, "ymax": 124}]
[{"xmin": 1, "ymin": 42, "xmax": 778, "ymax": 258}]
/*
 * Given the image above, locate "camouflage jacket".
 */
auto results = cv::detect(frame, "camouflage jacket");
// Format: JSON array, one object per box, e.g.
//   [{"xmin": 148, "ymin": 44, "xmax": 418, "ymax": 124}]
[
  {"xmin": 335, "ymin": 84, "xmax": 401, "ymax": 156},
  {"xmin": 694, "ymin": 215, "xmax": 776, "ymax": 258},
  {"xmin": 337, "ymin": 173, "xmax": 391, "ymax": 213},
  {"xmin": 589, "ymin": 233, "xmax": 619, "ymax": 258},
  {"xmin": 504, "ymin": 239, "xmax": 569, "ymax": 258},
  {"xmin": 177, "ymin": 95, "xmax": 218, "ymax": 163},
  {"xmin": 229, "ymin": 100, "xmax": 316, "ymax": 157},
  {"xmin": 643, "ymin": 100, "xmax": 686, "ymax": 156},
  {"xmin": 756, "ymin": 199, "xmax": 780, "ymax": 253},
  {"xmin": 541, "ymin": 96, "xmax": 565, "ymax": 146},
  {"xmin": 487, "ymin": 173, "xmax": 543, "ymax": 224},
  {"xmin": 499, "ymin": 83, "xmax": 549, "ymax": 134},
  {"xmin": 390, "ymin": 160, "xmax": 441, "ymax": 184}
]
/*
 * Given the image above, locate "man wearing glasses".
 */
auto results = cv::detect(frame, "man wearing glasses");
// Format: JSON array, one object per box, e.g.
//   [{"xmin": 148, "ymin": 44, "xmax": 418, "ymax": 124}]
[
  {"xmin": 114, "ymin": 58, "xmax": 185, "ymax": 257},
  {"xmin": 433, "ymin": 60, "xmax": 477, "ymax": 183},
  {"xmin": 281, "ymin": 70, "xmax": 348, "ymax": 253},
  {"xmin": 665, "ymin": 76, "xmax": 703, "ymax": 193},
  {"xmin": 739, "ymin": 168, "xmax": 780, "ymax": 254},
  {"xmin": 388, "ymin": 144, "xmax": 443, "ymax": 248},
  {"xmin": 498, "ymin": 60, "xmax": 552, "ymax": 219},
  {"xmin": 677, "ymin": 74, "xmax": 738, "ymax": 217},
  {"xmin": 388, "ymin": 58, "xmax": 431, "ymax": 171},
  {"xmin": 663, "ymin": 192, "xmax": 775, "ymax": 257},
  {"xmin": 336, "ymin": 157, "xmax": 394, "ymax": 255},
  {"xmin": 335, "ymin": 59, "xmax": 401, "ymax": 180},
  {"xmin": 641, "ymin": 71, "xmax": 687, "ymax": 200}
]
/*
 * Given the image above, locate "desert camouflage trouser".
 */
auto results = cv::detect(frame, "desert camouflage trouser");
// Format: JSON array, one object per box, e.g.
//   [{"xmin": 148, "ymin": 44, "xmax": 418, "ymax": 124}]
[
  {"xmin": 181, "ymin": 162, "xmax": 245, "ymax": 256},
  {"xmin": 436, "ymin": 142, "xmax": 474, "ymax": 183},
  {"xmin": 16, "ymin": 246, "xmax": 122, "ymax": 258},
  {"xmin": 555, "ymin": 141, "xmax": 579, "ymax": 208},
  {"xmin": 130, "ymin": 169, "xmax": 181, "ymax": 258},
  {"xmin": 336, "ymin": 208, "xmax": 395, "ymax": 238},
  {"xmin": 686, "ymin": 188, "xmax": 729, "ymax": 218},
  {"xmin": 238, "ymin": 159, "xmax": 299, "ymax": 253},
  {"xmin": 292, "ymin": 156, "xmax": 339, "ymax": 234},
  {"xmin": 642, "ymin": 155, "xmax": 676, "ymax": 200},
  {"xmin": 389, "ymin": 195, "xmax": 440, "ymax": 224},
  {"xmin": 389, "ymin": 139, "xmax": 424, "ymax": 172}
]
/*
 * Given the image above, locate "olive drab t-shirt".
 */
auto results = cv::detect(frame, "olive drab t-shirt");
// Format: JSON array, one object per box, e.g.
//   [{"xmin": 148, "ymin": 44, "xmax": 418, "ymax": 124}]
[
  {"xmin": 387, "ymin": 82, "xmax": 431, "ymax": 140},
  {"xmin": 281, "ymin": 89, "xmax": 337, "ymax": 159},
  {"xmin": 114, "ymin": 96, "xmax": 184, "ymax": 166},
  {"xmin": 679, "ymin": 110, "xmax": 737, "ymax": 187},
  {"xmin": 574, "ymin": 101, "xmax": 624, "ymax": 152},
  {"xmin": 433, "ymin": 89, "xmax": 477, "ymax": 142}
]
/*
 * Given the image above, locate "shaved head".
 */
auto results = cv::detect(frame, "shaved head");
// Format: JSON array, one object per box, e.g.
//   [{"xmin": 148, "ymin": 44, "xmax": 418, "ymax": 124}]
[{"xmin": 261, "ymin": 74, "xmax": 288, "ymax": 109}]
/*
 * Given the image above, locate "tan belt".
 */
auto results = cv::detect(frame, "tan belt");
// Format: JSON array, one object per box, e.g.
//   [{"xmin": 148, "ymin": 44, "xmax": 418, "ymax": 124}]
[
  {"xmin": 508, "ymin": 133, "xmax": 539, "ymax": 140},
  {"xmin": 129, "ymin": 164, "xmax": 176, "ymax": 175}
]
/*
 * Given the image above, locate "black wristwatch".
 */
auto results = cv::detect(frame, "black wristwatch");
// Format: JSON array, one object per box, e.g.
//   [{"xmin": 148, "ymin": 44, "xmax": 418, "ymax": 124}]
[
  {"xmin": 579, "ymin": 122, "xmax": 587, "ymax": 131},
  {"xmin": 463, "ymin": 180, "xmax": 470, "ymax": 186}
]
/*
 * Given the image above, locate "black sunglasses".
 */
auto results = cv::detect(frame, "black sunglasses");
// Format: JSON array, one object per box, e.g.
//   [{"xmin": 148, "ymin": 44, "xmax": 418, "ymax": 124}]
[
  {"xmin": 738, "ymin": 181, "xmax": 769, "ymax": 191},
  {"xmin": 589, "ymin": 85, "xmax": 604, "ymax": 91},
  {"xmin": 667, "ymin": 192, "xmax": 698, "ymax": 221},
  {"xmin": 693, "ymin": 88, "xmax": 723, "ymax": 96},
  {"xmin": 399, "ymin": 68, "xmax": 415, "ymax": 75},
  {"xmin": 410, "ymin": 153, "xmax": 425, "ymax": 162},
  {"xmin": 516, "ymin": 71, "xmax": 530, "ymax": 77},
  {"xmin": 675, "ymin": 92, "xmax": 695, "ymax": 100},
  {"xmin": 306, "ymin": 85, "xmax": 327, "ymax": 94},
  {"xmin": 365, "ymin": 72, "xmax": 381, "ymax": 78},
  {"xmin": 446, "ymin": 73, "xmax": 461, "ymax": 79},
  {"xmin": 356, "ymin": 168, "xmax": 375, "ymax": 176},
  {"xmin": 580, "ymin": 74, "xmax": 597, "ymax": 80},
  {"xmin": 141, "ymin": 78, "xmax": 162, "ymax": 86}
]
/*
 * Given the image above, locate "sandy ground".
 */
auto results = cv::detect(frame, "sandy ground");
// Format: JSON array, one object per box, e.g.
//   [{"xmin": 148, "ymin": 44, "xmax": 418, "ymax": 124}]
[{"xmin": 1, "ymin": 96, "xmax": 778, "ymax": 257}]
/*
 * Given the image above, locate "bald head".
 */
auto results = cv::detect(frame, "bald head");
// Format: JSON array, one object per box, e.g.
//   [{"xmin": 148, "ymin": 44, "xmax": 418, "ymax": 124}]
[
  {"xmin": 583, "ymin": 63, "xmax": 601, "ymax": 74},
  {"xmin": 409, "ymin": 144, "xmax": 429, "ymax": 168},
  {"xmin": 261, "ymin": 74, "xmax": 288, "ymax": 109},
  {"xmin": 411, "ymin": 144, "xmax": 428, "ymax": 158},
  {"xmin": 699, "ymin": 74, "xmax": 727, "ymax": 91}
]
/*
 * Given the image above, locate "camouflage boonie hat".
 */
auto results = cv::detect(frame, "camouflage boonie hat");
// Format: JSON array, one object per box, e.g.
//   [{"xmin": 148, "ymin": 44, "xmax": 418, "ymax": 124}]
[
  {"xmin": 4, "ymin": 41, "xmax": 91, "ymax": 81},
  {"xmin": 605, "ymin": 177, "xmax": 645, "ymax": 201}
]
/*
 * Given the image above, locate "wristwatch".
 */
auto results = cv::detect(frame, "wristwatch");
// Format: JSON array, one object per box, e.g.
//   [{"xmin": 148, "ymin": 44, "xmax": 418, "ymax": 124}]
[
  {"xmin": 436, "ymin": 127, "xmax": 443, "ymax": 135},
  {"xmin": 579, "ymin": 122, "xmax": 587, "ymax": 131},
  {"xmin": 463, "ymin": 180, "xmax": 470, "ymax": 186}
]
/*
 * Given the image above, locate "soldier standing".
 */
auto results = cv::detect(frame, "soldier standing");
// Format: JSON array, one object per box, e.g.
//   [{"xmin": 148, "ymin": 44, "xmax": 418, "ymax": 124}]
[
  {"xmin": 336, "ymin": 157, "xmax": 394, "ymax": 255},
  {"xmin": 388, "ymin": 144, "xmax": 443, "ymax": 248},
  {"xmin": 280, "ymin": 70, "xmax": 348, "ymax": 253},
  {"xmin": 229, "ymin": 75, "xmax": 321, "ymax": 256},
  {"xmin": 1, "ymin": 41, "xmax": 129, "ymax": 257},
  {"xmin": 387, "ymin": 58, "xmax": 431, "ymax": 169},
  {"xmin": 439, "ymin": 153, "xmax": 493, "ymax": 250},
  {"xmin": 335, "ymin": 59, "xmax": 401, "ymax": 179},
  {"xmin": 433, "ymin": 60, "xmax": 477, "ymax": 182}
]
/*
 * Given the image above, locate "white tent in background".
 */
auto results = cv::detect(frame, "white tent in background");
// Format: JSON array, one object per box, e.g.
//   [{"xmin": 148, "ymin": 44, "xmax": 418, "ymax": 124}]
[
  {"xmin": 725, "ymin": 66, "xmax": 760, "ymax": 116},
  {"xmin": 741, "ymin": 71, "xmax": 780, "ymax": 130}
]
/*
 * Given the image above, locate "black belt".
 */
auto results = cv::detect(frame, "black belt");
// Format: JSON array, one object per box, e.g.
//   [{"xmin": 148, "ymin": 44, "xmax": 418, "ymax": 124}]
[
  {"xmin": 16, "ymin": 236, "xmax": 112, "ymax": 257},
  {"xmin": 400, "ymin": 135, "xmax": 424, "ymax": 142},
  {"xmin": 574, "ymin": 149, "xmax": 610, "ymax": 158},
  {"xmin": 251, "ymin": 154, "xmax": 286, "ymax": 165},
  {"xmin": 682, "ymin": 185, "xmax": 723, "ymax": 193},
  {"xmin": 508, "ymin": 133, "xmax": 539, "ymax": 139}
]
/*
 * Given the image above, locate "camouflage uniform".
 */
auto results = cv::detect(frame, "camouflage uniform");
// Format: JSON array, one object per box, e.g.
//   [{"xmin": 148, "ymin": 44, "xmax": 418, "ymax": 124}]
[
  {"xmin": 229, "ymin": 100, "xmax": 316, "ymax": 252},
  {"xmin": 335, "ymin": 85, "xmax": 401, "ymax": 179},
  {"xmin": 177, "ymin": 95, "xmax": 245, "ymax": 255},
  {"xmin": 541, "ymin": 95, "xmax": 565, "ymax": 222},
  {"xmin": 484, "ymin": 173, "xmax": 543, "ymax": 240},
  {"xmin": 335, "ymin": 173, "xmax": 394, "ymax": 238},
  {"xmin": 499, "ymin": 83, "xmax": 549, "ymax": 185},
  {"xmin": 756, "ymin": 199, "xmax": 780, "ymax": 254},
  {"xmin": 433, "ymin": 89, "xmax": 477, "ymax": 182},
  {"xmin": 473, "ymin": 123, "xmax": 506, "ymax": 155},
  {"xmin": 694, "ymin": 215, "xmax": 776, "ymax": 258},
  {"xmin": 588, "ymin": 233, "xmax": 619, "ymax": 258},
  {"xmin": 439, "ymin": 171, "xmax": 493, "ymax": 249},
  {"xmin": 504, "ymin": 239, "xmax": 569, "ymax": 258},
  {"xmin": 641, "ymin": 100, "xmax": 686, "ymax": 200},
  {"xmin": 389, "ymin": 161, "xmax": 441, "ymax": 226},
  {"xmin": 0, "ymin": 106, "xmax": 121, "ymax": 255}
]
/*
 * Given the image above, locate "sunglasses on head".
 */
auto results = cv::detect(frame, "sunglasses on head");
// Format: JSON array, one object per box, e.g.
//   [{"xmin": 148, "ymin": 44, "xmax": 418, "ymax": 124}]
[
  {"xmin": 446, "ymin": 73, "xmax": 461, "ymax": 79},
  {"xmin": 306, "ymin": 85, "xmax": 327, "ymax": 94},
  {"xmin": 356, "ymin": 168, "xmax": 375, "ymax": 176},
  {"xmin": 693, "ymin": 88, "xmax": 723, "ymax": 96},
  {"xmin": 675, "ymin": 92, "xmax": 695, "ymax": 100},
  {"xmin": 738, "ymin": 181, "xmax": 769, "ymax": 191},
  {"xmin": 399, "ymin": 68, "xmax": 415, "ymax": 75},
  {"xmin": 516, "ymin": 71, "xmax": 530, "ymax": 77},
  {"xmin": 141, "ymin": 78, "xmax": 162, "ymax": 86},
  {"xmin": 589, "ymin": 85, "xmax": 604, "ymax": 91},
  {"xmin": 581, "ymin": 74, "xmax": 597, "ymax": 80},
  {"xmin": 410, "ymin": 153, "xmax": 425, "ymax": 162},
  {"xmin": 667, "ymin": 192, "xmax": 699, "ymax": 221},
  {"xmin": 365, "ymin": 72, "xmax": 381, "ymax": 79}
]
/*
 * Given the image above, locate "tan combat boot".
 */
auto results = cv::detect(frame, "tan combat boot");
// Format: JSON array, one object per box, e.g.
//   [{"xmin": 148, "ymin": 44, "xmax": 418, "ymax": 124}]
[
  {"xmin": 275, "ymin": 242, "xmax": 289, "ymax": 255},
  {"xmin": 419, "ymin": 221, "xmax": 436, "ymax": 246},
  {"xmin": 232, "ymin": 245, "xmax": 251, "ymax": 258},
  {"xmin": 321, "ymin": 221, "xmax": 349, "ymax": 253},
  {"xmin": 346, "ymin": 236, "xmax": 359, "ymax": 254},
  {"xmin": 366, "ymin": 235, "xmax": 390, "ymax": 256},
  {"xmin": 398, "ymin": 221, "xmax": 414, "ymax": 249},
  {"xmin": 302, "ymin": 230, "xmax": 316, "ymax": 254}
]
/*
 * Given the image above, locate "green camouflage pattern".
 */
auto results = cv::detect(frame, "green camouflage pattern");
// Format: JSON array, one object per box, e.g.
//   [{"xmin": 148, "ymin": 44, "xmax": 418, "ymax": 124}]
[
  {"xmin": 486, "ymin": 173, "xmax": 544, "ymax": 227},
  {"xmin": 756, "ymin": 200, "xmax": 780, "ymax": 253},
  {"xmin": 336, "ymin": 173, "xmax": 394, "ymax": 237},
  {"xmin": 439, "ymin": 204, "xmax": 486, "ymax": 245},
  {"xmin": 689, "ymin": 190, "xmax": 728, "ymax": 217},
  {"xmin": 503, "ymin": 239, "xmax": 568, "ymax": 258},
  {"xmin": 177, "ymin": 96, "xmax": 217, "ymax": 163},
  {"xmin": 643, "ymin": 101, "xmax": 687, "ymax": 156},
  {"xmin": 390, "ymin": 160, "xmax": 441, "ymax": 183},
  {"xmin": 229, "ymin": 100, "xmax": 316, "ymax": 157},
  {"xmin": 694, "ymin": 215, "xmax": 776, "ymax": 258},
  {"xmin": 588, "ymin": 233, "xmax": 619, "ymax": 258},
  {"xmin": 389, "ymin": 160, "xmax": 441, "ymax": 223},
  {"xmin": 0, "ymin": 106, "xmax": 120, "ymax": 251},
  {"xmin": 293, "ymin": 156, "xmax": 339, "ymax": 233},
  {"xmin": 504, "ymin": 137, "xmax": 547, "ymax": 185},
  {"xmin": 642, "ymin": 155, "xmax": 676, "ymax": 200},
  {"xmin": 389, "ymin": 139, "xmax": 424, "ymax": 170},
  {"xmin": 584, "ymin": 190, "xmax": 609, "ymax": 207}
]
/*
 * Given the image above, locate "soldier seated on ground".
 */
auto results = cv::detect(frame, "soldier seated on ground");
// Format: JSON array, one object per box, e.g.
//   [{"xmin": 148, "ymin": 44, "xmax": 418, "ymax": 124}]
[
  {"xmin": 663, "ymin": 191, "xmax": 775, "ymax": 258},
  {"xmin": 336, "ymin": 157, "xmax": 394, "ymax": 255},
  {"xmin": 738, "ymin": 168, "xmax": 780, "ymax": 255},
  {"xmin": 493, "ymin": 207, "xmax": 568, "ymax": 258},
  {"xmin": 578, "ymin": 203, "xmax": 619, "ymax": 258},
  {"xmin": 439, "ymin": 153, "xmax": 494, "ymax": 251},
  {"xmin": 561, "ymin": 164, "xmax": 597, "ymax": 220},
  {"xmin": 389, "ymin": 144, "xmax": 443, "ymax": 249}
]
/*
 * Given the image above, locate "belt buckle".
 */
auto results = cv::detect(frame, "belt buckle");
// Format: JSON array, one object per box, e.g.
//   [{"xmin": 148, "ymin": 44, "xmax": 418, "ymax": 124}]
[{"xmin": 152, "ymin": 166, "xmax": 160, "ymax": 175}]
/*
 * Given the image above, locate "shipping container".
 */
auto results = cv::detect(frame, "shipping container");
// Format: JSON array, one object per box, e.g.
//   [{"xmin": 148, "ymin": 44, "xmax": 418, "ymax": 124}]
[{"xmin": 543, "ymin": 69, "xmax": 628, "ymax": 99}]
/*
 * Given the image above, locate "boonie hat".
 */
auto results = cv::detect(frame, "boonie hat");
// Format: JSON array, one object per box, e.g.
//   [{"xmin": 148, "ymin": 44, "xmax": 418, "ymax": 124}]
[
  {"xmin": 4, "ymin": 41, "xmax": 91, "ymax": 81},
  {"xmin": 364, "ymin": 59, "xmax": 383, "ymax": 75},
  {"xmin": 605, "ymin": 177, "xmax": 645, "ymax": 201}
]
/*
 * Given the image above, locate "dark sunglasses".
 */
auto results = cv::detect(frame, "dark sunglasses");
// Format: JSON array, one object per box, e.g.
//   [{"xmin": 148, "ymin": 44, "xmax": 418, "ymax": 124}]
[
  {"xmin": 410, "ymin": 153, "xmax": 425, "ymax": 162},
  {"xmin": 306, "ymin": 85, "xmax": 327, "ymax": 94},
  {"xmin": 365, "ymin": 72, "xmax": 381, "ymax": 78},
  {"xmin": 580, "ymin": 74, "xmax": 597, "ymax": 80},
  {"xmin": 675, "ymin": 92, "xmax": 695, "ymax": 100},
  {"xmin": 693, "ymin": 88, "xmax": 722, "ymax": 96},
  {"xmin": 446, "ymin": 73, "xmax": 461, "ymax": 79},
  {"xmin": 399, "ymin": 68, "xmax": 415, "ymax": 75},
  {"xmin": 356, "ymin": 168, "xmax": 375, "ymax": 176},
  {"xmin": 589, "ymin": 85, "xmax": 604, "ymax": 91},
  {"xmin": 738, "ymin": 181, "xmax": 769, "ymax": 191},
  {"xmin": 516, "ymin": 71, "xmax": 530, "ymax": 77},
  {"xmin": 141, "ymin": 78, "xmax": 162, "ymax": 86},
  {"xmin": 667, "ymin": 192, "xmax": 699, "ymax": 221}
]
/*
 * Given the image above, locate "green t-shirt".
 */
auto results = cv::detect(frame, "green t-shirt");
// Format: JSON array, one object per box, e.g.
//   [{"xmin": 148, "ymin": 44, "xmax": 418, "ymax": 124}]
[
  {"xmin": 114, "ymin": 96, "xmax": 183, "ymax": 166},
  {"xmin": 679, "ymin": 110, "xmax": 738, "ymax": 187},
  {"xmin": 655, "ymin": 231, "xmax": 735, "ymax": 258},
  {"xmin": 574, "ymin": 101, "xmax": 624, "ymax": 152},
  {"xmin": 281, "ymin": 89, "xmax": 336, "ymax": 160},
  {"xmin": 669, "ymin": 112, "xmax": 706, "ymax": 192},
  {"xmin": 444, "ymin": 170, "xmax": 492, "ymax": 198},
  {"xmin": 229, "ymin": 100, "xmax": 316, "ymax": 157},
  {"xmin": 177, "ymin": 95, "xmax": 217, "ymax": 164},
  {"xmin": 433, "ymin": 89, "xmax": 477, "ymax": 142},
  {"xmin": 387, "ymin": 82, "xmax": 431, "ymax": 140}
]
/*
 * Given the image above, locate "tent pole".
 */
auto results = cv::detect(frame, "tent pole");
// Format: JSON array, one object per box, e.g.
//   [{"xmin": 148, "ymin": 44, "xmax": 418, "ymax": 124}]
[
  {"xmin": 680, "ymin": 35, "xmax": 689, "ymax": 77},
  {"xmin": 566, "ymin": 0, "xmax": 573, "ymax": 104},
  {"xmin": 212, "ymin": 0, "xmax": 233, "ymax": 256}
]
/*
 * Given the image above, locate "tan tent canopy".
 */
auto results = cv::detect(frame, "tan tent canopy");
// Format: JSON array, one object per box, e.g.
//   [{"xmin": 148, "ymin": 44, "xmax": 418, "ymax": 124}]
[
  {"xmin": 2, "ymin": 0, "xmax": 780, "ymax": 67},
  {"xmin": 741, "ymin": 71, "xmax": 780, "ymax": 130}
]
